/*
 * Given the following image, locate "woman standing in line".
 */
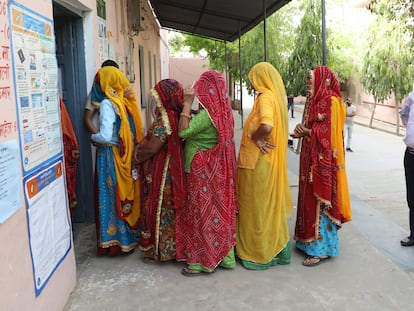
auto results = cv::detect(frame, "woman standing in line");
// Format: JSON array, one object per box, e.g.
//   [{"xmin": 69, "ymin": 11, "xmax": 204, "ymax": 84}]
[
  {"xmin": 236, "ymin": 62, "xmax": 293, "ymax": 270},
  {"xmin": 291, "ymin": 66, "xmax": 352, "ymax": 266},
  {"xmin": 133, "ymin": 79, "xmax": 186, "ymax": 263},
  {"xmin": 90, "ymin": 66, "xmax": 143, "ymax": 255},
  {"xmin": 176, "ymin": 70, "xmax": 237, "ymax": 276}
]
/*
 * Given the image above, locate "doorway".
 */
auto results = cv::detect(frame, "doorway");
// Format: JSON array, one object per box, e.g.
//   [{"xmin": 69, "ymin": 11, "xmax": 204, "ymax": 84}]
[{"xmin": 53, "ymin": 2, "xmax": 94, "ymax": 223}]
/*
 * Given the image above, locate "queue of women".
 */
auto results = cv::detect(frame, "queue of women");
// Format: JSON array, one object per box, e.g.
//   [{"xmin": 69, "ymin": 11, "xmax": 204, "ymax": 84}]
[{"xmin": 87, "ymin": 61, "xmax": 351, "ymax": 275}]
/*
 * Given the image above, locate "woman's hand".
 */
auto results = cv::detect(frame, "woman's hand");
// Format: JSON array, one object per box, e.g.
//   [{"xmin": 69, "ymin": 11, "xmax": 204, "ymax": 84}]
[
  {"xmin": 251, "ymin": 124, "xmax": 274, "ymax": 153},
  {"xmin": 255, "ymin": 138, "xmax": 275, "ymax": 154},
  {"xmin": 290, "ymin": 124, "xmax": 311, "ymax": 138},
  {"xmin": 183, "ymin": 87, "xmax": 195, "ymax": 109},
  {"xmin": 133, "ymin": 142, "xmax": 142, "ymax": 165}
]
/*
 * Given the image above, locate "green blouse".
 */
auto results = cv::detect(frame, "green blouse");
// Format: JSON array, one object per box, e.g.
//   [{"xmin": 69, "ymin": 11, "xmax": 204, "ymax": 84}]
[{"xmin": 179, "ymin": 109, "xmax": 218, "ymax": 172}]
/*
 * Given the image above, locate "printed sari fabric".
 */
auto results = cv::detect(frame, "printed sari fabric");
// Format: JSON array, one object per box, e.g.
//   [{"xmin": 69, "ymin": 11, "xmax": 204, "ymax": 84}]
[
  {"xmin": 236, "ymin": 62, "xmax": 293, "ymax": 268},
  {"xmin": 138, "ymin": 79, "xmax": 186, "ymax": 261},
  {"xmin": 176, "ymin": 70, "xmax": 237, "ymax": 270},
  {"xmin": 294, "ymin": 66, "xmax": 351, "ymax": 246},
  {"xmin": 59, "ymin": 97, "xmax": 80, "ymax": 218},
  {"xmin": 92, "ymin": 66, "xmax": 144, "ymax": 255}
]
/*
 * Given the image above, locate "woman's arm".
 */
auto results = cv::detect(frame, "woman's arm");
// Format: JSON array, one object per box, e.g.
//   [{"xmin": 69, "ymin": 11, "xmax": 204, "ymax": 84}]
[
  {"xmin": 291, "ymin": 123, "xmax": 311, "ymax": 138},
  {"xmin": 251, "ymin": 124, "xmax": 274, "ymax": 154},
  {"xmin": 179, "ymin": 88, "xmax": 194, "ymax": 132},
  {"xmin": 134, "ymin": 134, "xmax": 165, "ymax": 164}
]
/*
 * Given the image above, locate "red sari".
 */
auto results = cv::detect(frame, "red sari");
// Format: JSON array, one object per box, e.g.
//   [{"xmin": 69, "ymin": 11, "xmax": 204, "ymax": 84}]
[
  {"xmin": 295, "ymin": 66, "xmax": 351, "ymax": 242},
  {"xmin": 59, "ymin": 98, "xmax": 80, "ymax": 219},
  {"xmin": 138, "ymin": 79, "xmax": 186, "ymax": 261},
  {"xmin": 176, "ymin": 70, "xmax": 237, "ymax": 270}
]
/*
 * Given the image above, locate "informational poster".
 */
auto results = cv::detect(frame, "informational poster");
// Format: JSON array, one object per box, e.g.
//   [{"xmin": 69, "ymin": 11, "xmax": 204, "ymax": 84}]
[
  {"xmin": 97, "ymin": 0, "xmax": 108, "ymax": 65},
  {"xmin": 24, "ymin": 158, "xmax": 71, "ymax": 297},
  {"xmin": 9, "ymin": 2, "xmax": 61, "ymax": 174},
  {"xmin": 0, "ymin": 0, "xmax": 21, "ymax": 222},
  {"xmin": 8, "ymin": 2, "xmax": 70, "ymax": 297},
  {"xmin": 98, "ymin": 16, "xmax": 108, "ymax": 65},
  {"xmin": 0, "ymin": 140, "xmax": 21, "ymax": 223}
]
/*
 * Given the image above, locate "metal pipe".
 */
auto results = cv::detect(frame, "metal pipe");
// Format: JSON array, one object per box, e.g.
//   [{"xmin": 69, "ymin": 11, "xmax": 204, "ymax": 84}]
[
  {"xmin": 239, "ymin": 23, "xmax": 243, "ymax": 128},
  {"xmin": 263, "ymin": 0, "xmax": 267, "ymax": 62},
  {"xmin": 224, "ymin": 41, "xmax": 229, "ymax": 89},
  {"xmin": 322, "ymin": 0, "xmax": 326, "ymax": 65}
]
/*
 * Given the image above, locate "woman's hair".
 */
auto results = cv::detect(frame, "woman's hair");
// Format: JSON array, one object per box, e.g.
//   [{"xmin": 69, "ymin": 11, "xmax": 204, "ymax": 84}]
[{"xmin": 101, "ymin": 59, "xmax": 119, "ymax": 69}]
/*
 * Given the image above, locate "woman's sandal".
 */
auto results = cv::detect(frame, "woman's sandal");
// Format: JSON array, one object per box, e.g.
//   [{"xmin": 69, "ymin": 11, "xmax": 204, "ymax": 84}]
[
  {"xmin": 143, "ymin": 257, "xmax": 158, "ymax": 264},
  {"xmin": 302, "ymin": 256, "xmax": 330, "ymax": 267},
  {"xmin": 181, "ymin": 267, "xmax": 215, "ymax": 277}
]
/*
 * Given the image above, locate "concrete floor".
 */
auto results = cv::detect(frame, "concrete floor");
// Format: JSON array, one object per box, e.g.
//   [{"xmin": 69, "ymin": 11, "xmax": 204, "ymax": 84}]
[{"xmin": 65, "ymin": 104, "xmax": 414, "ymax": 311}]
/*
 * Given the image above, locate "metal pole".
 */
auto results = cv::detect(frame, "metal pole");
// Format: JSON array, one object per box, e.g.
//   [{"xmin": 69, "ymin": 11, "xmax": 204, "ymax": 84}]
[
  {"xmin": 224, "ymin": 41, "xmax": 229, "ymax": 89},
  {"xmin": 239, "ymin": 24, "xmax": 243, "ymax": 128},
  {"xmin": 263, "ymin": 0, "xmax": 267, "ymax": 62},
  {"xmin": 321, "ymin": 0, "xmax": 326, "ymax": 65}
]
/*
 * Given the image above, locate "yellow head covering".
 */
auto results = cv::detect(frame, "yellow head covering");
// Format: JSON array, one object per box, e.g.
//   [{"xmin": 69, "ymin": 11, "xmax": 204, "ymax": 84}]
[
  {"xmin": 246, "ymin": 62, "xmax": 292, "ymax": 214},
  {"xmin": 97, "ymin": 66, "xmax": 143, "ymax": 227}
]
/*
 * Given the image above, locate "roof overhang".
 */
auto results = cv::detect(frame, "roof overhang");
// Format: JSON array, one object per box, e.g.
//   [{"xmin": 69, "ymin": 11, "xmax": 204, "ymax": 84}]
[{"xmin": 149, "ymin": 0, "xmax": 292, "ymax": 42}]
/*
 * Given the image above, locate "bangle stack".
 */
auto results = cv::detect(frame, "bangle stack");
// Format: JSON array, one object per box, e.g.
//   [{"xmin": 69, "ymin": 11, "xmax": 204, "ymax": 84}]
[{"xmin": 180, "ymin": 112, "xmax": 192, "ymax": 120}]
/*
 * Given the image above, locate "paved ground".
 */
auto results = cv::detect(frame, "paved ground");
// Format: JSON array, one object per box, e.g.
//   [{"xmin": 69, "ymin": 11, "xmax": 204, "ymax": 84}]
[{"xmin": 65, "ymin": 102, "xmax": 414, "ymax": 311}]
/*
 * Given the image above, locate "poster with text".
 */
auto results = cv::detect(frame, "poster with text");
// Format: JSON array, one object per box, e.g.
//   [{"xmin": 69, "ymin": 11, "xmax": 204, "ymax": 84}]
[
  {"xmin": 98, "ymin": 16, "xmax": 108, "ymax": 65},
  {"xmin": 9, "ymin": 2, "xmax": 61, "ymax": 174},
  {"xmin": 0, "ymin": 140, "xmax": 22, "ymax": 223},
  {"xmin": 24, "ymin": 158, "xmax": 71, "ymax": 297},
  {"xmin": 0, "ymin": 0, "xmax": 22, "ymax": 223}
]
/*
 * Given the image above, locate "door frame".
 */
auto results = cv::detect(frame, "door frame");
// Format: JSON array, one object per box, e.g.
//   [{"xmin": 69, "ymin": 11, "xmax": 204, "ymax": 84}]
[{"xmin": 53, "ymin": 2, "xmax": 94, "ymax": 223}]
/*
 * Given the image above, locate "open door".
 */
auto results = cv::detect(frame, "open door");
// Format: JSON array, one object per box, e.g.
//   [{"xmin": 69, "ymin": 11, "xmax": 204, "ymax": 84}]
[{"xmin": 53, "ymin": 2, "xmax": 94, "ymax": 223}]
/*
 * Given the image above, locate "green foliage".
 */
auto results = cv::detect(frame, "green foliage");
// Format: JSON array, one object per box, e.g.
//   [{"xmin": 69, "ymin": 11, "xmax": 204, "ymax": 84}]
[
  {"xmin": 285, "ymin": 0, "xmax": 322, "ymax": 96},
  {"xmin": 171, "ymin": 0, "xmax": 358, "ymax": 97},
  {"xmin": 361, "ymin": 0, "xmax": 414, "ymax": 104},
  {"xmin": 169, "ymin": 34, "xmax": 185, "ymax": 55},
  {"xmin": 326, "ymin": 31, "xmax": 355, "ymax": 86}
]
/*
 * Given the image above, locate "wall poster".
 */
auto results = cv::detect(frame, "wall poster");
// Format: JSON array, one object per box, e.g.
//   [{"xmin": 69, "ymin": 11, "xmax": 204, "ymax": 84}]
[
  {"xmin": 8, "ymin": 2, "xmax": 71, "ymax": 297},
  {"xmin": 0, "ymin": 0, "xmax": 21, "ymax": 223},
  {"xmin": 9, "ymin": 1, "xmax": 61, "ymax": 175},
  {"xmin": 0, "ymin": 140, "xmax": 21, "ymax": 223},
  {"xmin": 97, "ymin": 0, "xmax": 108, "ymax": 65},
  {"xmin": 23, "ymin": 158, "xmax": 71, "ymax": 297}
]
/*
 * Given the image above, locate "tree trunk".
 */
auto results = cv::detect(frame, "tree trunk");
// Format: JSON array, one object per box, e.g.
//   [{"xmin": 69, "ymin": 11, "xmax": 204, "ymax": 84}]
[
  {"xmin": 395, "ymin": 94, "xmax": 400, "ymax": 135},
  {"xmin": 369, "ymin": 99, "xmax": 377, "ymax": 128}
]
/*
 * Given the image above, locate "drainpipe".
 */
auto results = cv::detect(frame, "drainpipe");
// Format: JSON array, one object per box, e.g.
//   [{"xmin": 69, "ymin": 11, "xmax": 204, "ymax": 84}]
[
  {"xmin": 322, "ymin": 0, "xmax": 326, "ymax": 65},
  {"xmin": 239, "ymin": 23, "xmax": 243, "ymax": 128},
  {"xmin": 263, "ymin": 0, "xmax": 267, "ymax": 62}
]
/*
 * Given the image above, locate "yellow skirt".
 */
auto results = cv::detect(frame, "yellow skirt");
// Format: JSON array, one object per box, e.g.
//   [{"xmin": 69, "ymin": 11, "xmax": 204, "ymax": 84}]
[{"xmin": 236, "ymin": 154, "xmax": 291, "ymax": 264}]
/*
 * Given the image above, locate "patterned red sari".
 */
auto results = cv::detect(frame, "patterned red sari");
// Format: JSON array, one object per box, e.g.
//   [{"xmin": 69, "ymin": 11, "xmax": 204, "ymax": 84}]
[
  {"xmin": 176, "ymin": 70, "xmax": 237, "ymax": 270},
  {"xmin": 295, "ymin": 66, "xmax": 351, "ymax": 242},
  {"xmin": 138, "ymin": 79, "xmax": 186, "ymax": 261},
  {"xmin": 59, "ymin": 97, "xmax": 80, "ymax": 219}
]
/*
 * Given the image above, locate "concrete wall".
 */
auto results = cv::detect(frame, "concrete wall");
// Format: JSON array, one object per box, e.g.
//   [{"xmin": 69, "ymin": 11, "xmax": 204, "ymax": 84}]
[
  {"xmin": 345, "ymin": 77, "xmax": 401, "ymax": 126},
  {"xmin": 0, "ymin": 2, "xmax": 76, "ymax": 311},
  {"xmin": 169, "ymin": 57, "xmax": 210, "ymax": 88},
  {"xmin": 1, "ymin": 0, "xmax": 164, "ymax": 310}
]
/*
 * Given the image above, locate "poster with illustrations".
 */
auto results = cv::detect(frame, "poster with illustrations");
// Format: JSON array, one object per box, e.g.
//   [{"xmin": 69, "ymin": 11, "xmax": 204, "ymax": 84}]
[
  {"xmin": 9, "ymin": 2, "xmax": 61, "ymax": 174},
  {"xmin": 8, "ymin": 2, "xmax": 70, "ymax": 297},
  {"xmin": 23, "ymin": 158, "xmax": 71, "ymax": 297}
]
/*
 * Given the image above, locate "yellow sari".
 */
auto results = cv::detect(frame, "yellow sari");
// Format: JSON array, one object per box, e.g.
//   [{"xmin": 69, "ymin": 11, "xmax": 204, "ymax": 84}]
[
  {"xmin": 97, "ymin": 66, "xmax": 144, "ymax": 227},
  {"xmin": 236, "ymin": 62, "xmax": 293, "ymax": 267}
]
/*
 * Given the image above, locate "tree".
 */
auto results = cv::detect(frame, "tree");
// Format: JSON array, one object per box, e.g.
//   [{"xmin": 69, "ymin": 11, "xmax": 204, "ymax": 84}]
[
  {"xmin": 174, "ymin": 0, "xmax": 355, "ymax": 98},
  {"xmin": 361, "ymin": 0, "xmax": 414, "ymax": 134},
  {"xmin": 169, "ymin": 33, "xmax": 185, "ymax": 55},
  {"xmin": 284, "ymin": 0, "xmax": 324, "ymax": 96}
]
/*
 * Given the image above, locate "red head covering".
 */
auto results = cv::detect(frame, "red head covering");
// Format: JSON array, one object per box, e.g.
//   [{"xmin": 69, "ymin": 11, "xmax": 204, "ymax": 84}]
[
  {"xmin": 151, "ymin": 79, "xmax": 186, "ymax": 209},
  {"xmin": 295, "ymin": 66, "xmax": 345, "ymax": 242},
  {"xmin": 194, "ymin": 70, "xmax": 234, "ymax": 144},
  {"xmin": 192, "ymin": 69, "xmax": 237, "ymax": 210}
]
